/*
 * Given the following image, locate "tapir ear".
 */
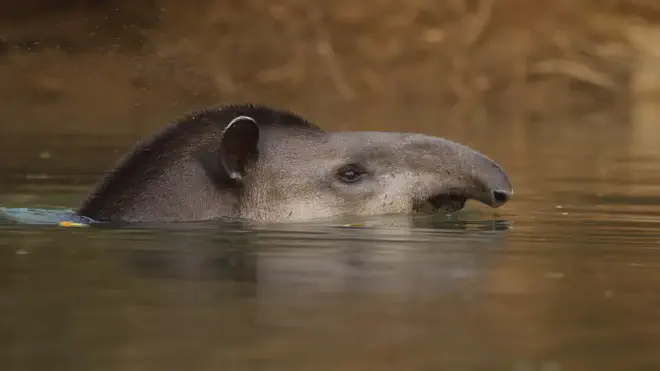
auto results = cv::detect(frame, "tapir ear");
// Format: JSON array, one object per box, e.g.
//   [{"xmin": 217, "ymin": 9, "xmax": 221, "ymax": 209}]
[{"xmin": 201, "ymin": 115, "xmax": 260, "ymax": 186}]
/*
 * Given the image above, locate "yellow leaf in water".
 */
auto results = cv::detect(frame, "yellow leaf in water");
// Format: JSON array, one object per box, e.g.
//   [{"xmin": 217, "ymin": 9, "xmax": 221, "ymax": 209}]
[{"xmin": 59, "ymin": 221, "xmax": 88, "ymax": 228}]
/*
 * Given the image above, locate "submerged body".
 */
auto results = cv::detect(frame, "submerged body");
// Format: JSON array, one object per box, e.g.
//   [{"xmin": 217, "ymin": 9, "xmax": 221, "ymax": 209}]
[{"xmin": 78, "ymin": 104, "xmax": 513, "ymax": 223}]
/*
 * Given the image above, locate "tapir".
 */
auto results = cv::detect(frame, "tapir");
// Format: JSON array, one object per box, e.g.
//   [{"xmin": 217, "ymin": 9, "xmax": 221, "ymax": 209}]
[{"xmin": 77, "ymin": 104, "xmax": 513, "ymax": 223}]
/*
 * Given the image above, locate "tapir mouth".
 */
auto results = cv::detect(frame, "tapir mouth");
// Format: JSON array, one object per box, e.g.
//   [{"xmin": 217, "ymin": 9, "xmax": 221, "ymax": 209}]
[
  {"xmin": 414, "ymin": 193, "xmax": 468, "ymax": 214},
  {"xmin": 414, "ymin": 187, "xmax": 512, "ymax": 215}
]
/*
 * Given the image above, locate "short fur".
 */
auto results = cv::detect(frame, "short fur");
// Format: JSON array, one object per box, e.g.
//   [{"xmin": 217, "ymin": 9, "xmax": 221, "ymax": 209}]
[{"xmin": 78, "ymin": 104, "xmax": 513, "ymax": 223}]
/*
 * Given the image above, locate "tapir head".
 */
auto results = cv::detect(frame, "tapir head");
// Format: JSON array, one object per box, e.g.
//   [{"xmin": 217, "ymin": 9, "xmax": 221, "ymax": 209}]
[{"xmin": 78, "ymin": 104, "xmax": 513, "ymax": 223}]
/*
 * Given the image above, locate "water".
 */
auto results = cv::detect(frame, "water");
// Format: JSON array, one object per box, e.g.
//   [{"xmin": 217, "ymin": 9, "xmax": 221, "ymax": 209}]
[{"xmin": 2, "ymin": 118, "xmax": 660, "ymax": 371}]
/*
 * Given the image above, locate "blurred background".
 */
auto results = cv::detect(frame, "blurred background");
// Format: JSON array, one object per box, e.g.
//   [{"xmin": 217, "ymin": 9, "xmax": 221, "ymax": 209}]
[
  {"xmin": 1, "ymin": 0, "xmax": 658, "ymax": 134},
  {"xmin": 3, "ymin": 3, "xmax": 660, "ymax": 371}
]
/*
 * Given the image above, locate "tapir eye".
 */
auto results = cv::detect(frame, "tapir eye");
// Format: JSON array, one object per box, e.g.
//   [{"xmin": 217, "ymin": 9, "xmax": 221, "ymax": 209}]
[{"xmin": 337, "ymin": 163, "xmax": 367, "ymax": 184}]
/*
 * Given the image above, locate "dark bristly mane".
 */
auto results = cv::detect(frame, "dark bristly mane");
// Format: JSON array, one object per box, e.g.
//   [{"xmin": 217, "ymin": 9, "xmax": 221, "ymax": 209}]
[
  {"xmin": 186, "ymin": 103, "xmax": 324, "ymax": 132},
  {"xmin": 136, "ymin": 103, "xmax": 325, "ymax": 154}
]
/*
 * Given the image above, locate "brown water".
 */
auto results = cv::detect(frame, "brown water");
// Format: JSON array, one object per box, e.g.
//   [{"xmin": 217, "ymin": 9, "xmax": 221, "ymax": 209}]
[{"xmin": 1, "ymin": 115, "xmax": 660, "ymax": 371}]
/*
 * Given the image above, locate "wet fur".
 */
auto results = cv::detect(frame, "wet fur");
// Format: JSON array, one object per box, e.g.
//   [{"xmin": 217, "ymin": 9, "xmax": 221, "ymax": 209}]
[
  {"xmin": 78, "ymin": 104, "xmax": 512, "ymax": 223},
  {"xmin": 78, "ymin": 104, "xmax": 324, "ymax": 222}
]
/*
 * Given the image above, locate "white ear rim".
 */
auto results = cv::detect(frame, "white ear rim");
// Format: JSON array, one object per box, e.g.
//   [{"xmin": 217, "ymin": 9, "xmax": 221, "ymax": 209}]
[{"xmin": 227, "ymin": 115, "xmax": 257, "ymax": 127}]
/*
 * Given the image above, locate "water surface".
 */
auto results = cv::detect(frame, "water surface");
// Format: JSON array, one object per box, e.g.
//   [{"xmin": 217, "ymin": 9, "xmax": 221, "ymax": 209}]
[{"xmin": 1, "ymin": 120, "xmax": 660, "ymax": 371}]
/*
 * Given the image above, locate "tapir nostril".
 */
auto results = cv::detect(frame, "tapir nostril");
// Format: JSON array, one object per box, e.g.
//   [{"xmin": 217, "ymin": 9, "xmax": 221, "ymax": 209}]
[{"xmin": 492, "ymin": 189, "xmax": 512, "ymax": 205}]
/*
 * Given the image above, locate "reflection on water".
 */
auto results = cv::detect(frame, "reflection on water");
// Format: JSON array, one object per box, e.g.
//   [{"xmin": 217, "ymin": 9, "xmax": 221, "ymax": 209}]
[{"xmin": 2, "ymin": 119, "xmax": 660, "ymax": 371}]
